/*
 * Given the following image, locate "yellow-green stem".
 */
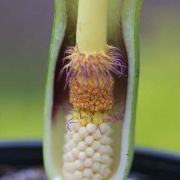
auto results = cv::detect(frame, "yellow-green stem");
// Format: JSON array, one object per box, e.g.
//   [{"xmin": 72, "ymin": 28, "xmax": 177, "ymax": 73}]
[{"xmin": 76, "ymin": 0, "xmax": 107, "ymax": 52}]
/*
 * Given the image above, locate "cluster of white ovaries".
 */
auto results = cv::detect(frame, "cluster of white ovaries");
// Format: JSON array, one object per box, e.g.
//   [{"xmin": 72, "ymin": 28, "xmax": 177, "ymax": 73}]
[{"xmin": 62, "ymin": 115, "xmax": 114, "ymax": 180}]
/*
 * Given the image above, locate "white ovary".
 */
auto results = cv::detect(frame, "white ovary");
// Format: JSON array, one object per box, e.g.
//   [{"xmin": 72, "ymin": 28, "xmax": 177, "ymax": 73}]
[
  {"xmin": 71, "ymin": 148, "xmax": 79, "ymax": 159},
  {"xmin": 92, "ymin": 152, "xmax": 101, "ymax": 162},
  {"xmin": 79, "ymin": 151, "xmax": 87, "ymax": 160},
  {"xmin": 86, "ymin": 123, "xmax": 97, "ymax": 133},
  {"xmin": 92, "ymin": 162, "xmax": 101, "ymax": 172},
  {"xmin": 78, "ymin": 141, "xmax": 87, "ymax": 151},
  {"xmin": 99, "ymin": 123, "xmax": 113, "ymax": 135},
  {"xmin": 86, "ymin": 147, "xmax": 94, "ymax": 157},
  {"xmin": 73, "ymin": 133, "xmax": 82, "ymax": 143},
  {"xmin": 63, "ymin": 117, "xmax": 113, "ymax": 180},
  {"xmin": 84, "ymin": 158, "xmax": 93, "ymax": 167},
  {"xmin": 85, "ymin": 135, "xmax": 94, "ymax": 145},
  {"xmin": 74, "ymin": 159, "xmax": 84, "ymax": 170},
  {"xmin": 78, "ymin": 126, "xmax": 88, "ymax": 137},
  {"xmin": 92, "ymin": 141, "xmax": 101, "ymax": 151},
  {"xmin": 93, "ymin": 129, "xmax": 102, "ymax": 140}
]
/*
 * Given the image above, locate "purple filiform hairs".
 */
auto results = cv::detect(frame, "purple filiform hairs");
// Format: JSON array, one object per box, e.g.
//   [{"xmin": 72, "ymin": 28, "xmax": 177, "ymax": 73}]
[{"xmin": 59, "ymin": 45, "xmax": 127, "ymax": 89}]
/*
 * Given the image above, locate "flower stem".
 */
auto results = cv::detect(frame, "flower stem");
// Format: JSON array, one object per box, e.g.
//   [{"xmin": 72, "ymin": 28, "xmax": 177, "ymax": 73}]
[{"xmin": 76, "ymin": 0, "xmax": 107, "ymax": 52}]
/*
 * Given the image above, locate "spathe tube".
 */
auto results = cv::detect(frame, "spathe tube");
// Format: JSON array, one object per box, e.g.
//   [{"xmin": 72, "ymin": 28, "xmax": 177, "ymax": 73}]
[{"xmin": 43, "ymin": 0, "xmax": 144, "ymax": 179}]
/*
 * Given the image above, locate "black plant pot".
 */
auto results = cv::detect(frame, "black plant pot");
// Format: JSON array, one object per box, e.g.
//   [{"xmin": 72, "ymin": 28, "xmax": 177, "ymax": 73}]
[{"xmin": 0, "ymin": 140, "xmax": 180, "ymax": 180}]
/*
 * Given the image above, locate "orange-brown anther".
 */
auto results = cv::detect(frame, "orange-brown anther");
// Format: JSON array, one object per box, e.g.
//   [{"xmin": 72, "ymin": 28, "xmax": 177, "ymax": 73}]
[{"xmin": 70, "ymin": 78, "xmax": 114, "ymax": 113}]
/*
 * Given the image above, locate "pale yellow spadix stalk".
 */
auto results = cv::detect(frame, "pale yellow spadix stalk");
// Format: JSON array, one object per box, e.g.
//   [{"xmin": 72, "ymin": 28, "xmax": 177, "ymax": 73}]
[{"xmin": 76, "ymin": 0, "xmax": 107, "ymax": 52}]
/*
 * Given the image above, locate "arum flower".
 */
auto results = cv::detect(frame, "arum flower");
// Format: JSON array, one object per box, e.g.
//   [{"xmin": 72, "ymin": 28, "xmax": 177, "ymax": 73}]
[{"xmin": 43, "ymin": 0, "xmax": 143, "ymax": 179}]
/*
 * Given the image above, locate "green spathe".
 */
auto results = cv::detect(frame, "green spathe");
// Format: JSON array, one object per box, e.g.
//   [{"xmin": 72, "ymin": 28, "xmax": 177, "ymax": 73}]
[{"xmin": 43, "ymin": 0, "xmax": 144, "ymax": 179}]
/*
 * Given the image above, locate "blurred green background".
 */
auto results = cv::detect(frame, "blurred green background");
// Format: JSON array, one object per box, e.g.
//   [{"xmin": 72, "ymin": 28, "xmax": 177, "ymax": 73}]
[{"xmin": 0, "ymin": 1, "xmax": 180, "ymax": 153}]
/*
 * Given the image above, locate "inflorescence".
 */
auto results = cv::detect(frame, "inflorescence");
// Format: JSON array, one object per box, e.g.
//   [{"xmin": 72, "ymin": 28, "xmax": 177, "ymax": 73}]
[{"xmin": 61, "ymin": 45, "xmax": 126, "ymax": 179}]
